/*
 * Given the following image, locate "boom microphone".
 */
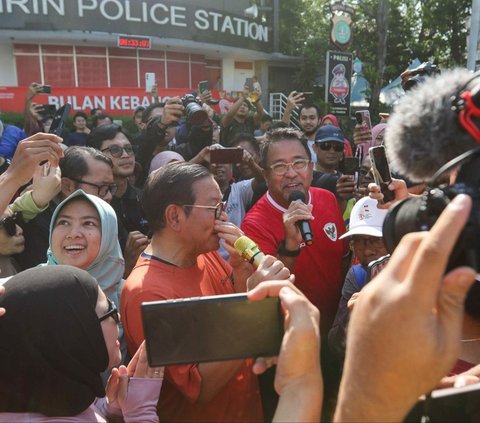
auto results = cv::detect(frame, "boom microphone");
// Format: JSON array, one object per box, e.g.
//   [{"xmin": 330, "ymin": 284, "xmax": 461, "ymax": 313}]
[
  {"xmin": 288, "ymin": 191, "xmax": 313, "ymax": 246},
  {"xmin": 384, "ymin": 68, "xmax": 480, "ymax": 182},
  {"xmin": 234, "ymin": 236, "xmax": 265, "ymax": 267}
]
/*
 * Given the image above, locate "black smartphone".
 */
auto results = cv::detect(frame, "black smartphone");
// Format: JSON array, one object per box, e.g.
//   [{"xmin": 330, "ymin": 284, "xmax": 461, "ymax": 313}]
[
  {"xmin": 49, "ymin": 103, "xmax": 71, "ymax": 136},
  {"xmin": 41, "ymin": 104, "xmax": 57, "ymax": 116},
  {"xmin": 300, "ymin": 91, "xmax": 314, "ymax": 107},
  {"xmin": 210, "ymin": 147, "xmax": 243, "ymax": 164},
  {"xmin": 369, "ymin": 146, "xmax": 395, "ymax": 203},
  {"xmin": 405, "ymin": 382, "xmax": 480, "ymax": 422},
  {"xmin": 340, "ymin": 156, "xmax": 360, "ymax": 189},
  {"xmin": 38, "ymin": 84, "xmax": 51, "ymax": 94},
  {"xmin": 142, "ymin": 293, "xmax": 284, "ymax": 367}
]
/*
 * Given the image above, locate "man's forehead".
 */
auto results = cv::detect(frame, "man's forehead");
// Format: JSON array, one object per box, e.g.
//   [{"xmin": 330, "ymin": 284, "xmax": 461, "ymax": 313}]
[
  {"xmin": 267, "ymin": 140, "xmax": 308, "ymax": 162},
  {"xmin": 192, "ymin": 176, "xmax": 222, "ymax": 200},
  {"xmin": 300, "ymin": 108, "xmax": 319, "ymax": 118}
]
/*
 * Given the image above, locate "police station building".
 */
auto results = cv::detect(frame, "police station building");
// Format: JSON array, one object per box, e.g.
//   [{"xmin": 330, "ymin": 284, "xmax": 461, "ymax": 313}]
[{"xmin": 0, "ymin": 0, "xmax": 297, "ymax": 115}]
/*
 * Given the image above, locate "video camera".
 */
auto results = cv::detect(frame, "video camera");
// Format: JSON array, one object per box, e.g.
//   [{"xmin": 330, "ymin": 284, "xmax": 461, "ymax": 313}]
[{"xmin": 401, "ymin": 62, "xmax": 440, "ymax": 91}]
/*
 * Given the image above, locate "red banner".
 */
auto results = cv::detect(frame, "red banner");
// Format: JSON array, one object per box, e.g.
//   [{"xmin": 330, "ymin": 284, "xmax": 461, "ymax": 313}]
[{"xmin": 0, "ymin": 86, "xmax": 235, "ymax": 116}]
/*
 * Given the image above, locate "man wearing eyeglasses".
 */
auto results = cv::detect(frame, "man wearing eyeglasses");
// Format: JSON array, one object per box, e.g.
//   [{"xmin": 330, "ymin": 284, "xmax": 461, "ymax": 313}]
[
  {"xmin": 88, "ymin": 124, "xmax": 150, "ymax": 277},
  {"xmin": 241, "ymin": 127, "xmax": 350, "ymax": 412},
  {"xmin": 121, "ymin": 162, "xmax": 284, "ymax": 423}
]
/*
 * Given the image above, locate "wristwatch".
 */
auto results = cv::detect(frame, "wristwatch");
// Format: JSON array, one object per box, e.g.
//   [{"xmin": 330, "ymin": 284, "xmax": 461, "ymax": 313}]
[{"xmin": 277, "ymin": 240, "xmax": 300, "ymax": 257}]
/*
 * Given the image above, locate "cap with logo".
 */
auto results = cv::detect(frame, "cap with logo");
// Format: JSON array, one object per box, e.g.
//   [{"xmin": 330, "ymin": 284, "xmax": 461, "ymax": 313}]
[
  {"xmin": 315, "ymin": 124, "xmax": 344, "ymax": 144},
  {"xmin": 339, "ymin": 196, "xmax": 388, "ymax": 239}
]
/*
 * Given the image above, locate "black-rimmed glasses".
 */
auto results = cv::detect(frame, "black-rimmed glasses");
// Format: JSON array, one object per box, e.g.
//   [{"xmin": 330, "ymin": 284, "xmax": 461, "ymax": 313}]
[
  {"xmin": 0, "ymin": 212, "xmax": 23, "ymax": 237},
  {"xmin": 101, "ymin": 145, "xmax": 134, "ymax": 158},
  {"xmin": 70, "ymin": 178, "xmax": 118, "ymax": 198},
  {"xmin": 98, "ymin": 297, "xmax": 120, "ymax": 324},
  {"xmin": 183, "ymin": 201, "xmax": 227, "ymax": 219}
]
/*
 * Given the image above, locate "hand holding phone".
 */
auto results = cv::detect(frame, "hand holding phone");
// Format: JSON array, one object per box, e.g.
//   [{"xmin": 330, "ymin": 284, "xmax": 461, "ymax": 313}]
[
  {"xmin": 369, "ymin": 146, "xmax": 395, "ymax": 203},
  {"xmin": 49, "ymin": 103, "xmax": 71, "ymax": 137},
  {"xmin": 210, "ymin": 148, "xmax": 244, "ymax": 164},
  {"xmin": 354, "ymin": 110, "xmax": 373, "ymax": 145}
]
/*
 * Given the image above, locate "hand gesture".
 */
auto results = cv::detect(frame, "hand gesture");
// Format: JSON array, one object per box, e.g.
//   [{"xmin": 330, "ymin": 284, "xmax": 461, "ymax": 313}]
[
  {"xmin": 31, "ymin": 163, "xmax": 61, "ymax": 208},
  {"xmin": 282, "ymin": 199, "xmax": 314, "ymax": 247},
  {"xmin": 246, "ymin": 255, "xmax": 292, "ymax": 291},
  {"xmin": 335, "ymin": 194, "xmax": 477, "ymax": 422},
  {"xmin": 159, "ymin": 97, "xmax": 184, "ymax": 128},
  {"xmin": 335, "ymin": 174, "xmax": 356, "ymax": 201},
  {"xmin": 368, "ymin": 177, "xmax": 409, "ymax": 209},
  {"xmin": 286, "ymin": 91, "xmax": 305, "ymax": 109},
  {"xmin": 353, "ymin": 123, "xmax": 372, "ymax": 145},
  {"xmin": 6, "ymin": 133, "xmax": 64, "ymax": 186}
]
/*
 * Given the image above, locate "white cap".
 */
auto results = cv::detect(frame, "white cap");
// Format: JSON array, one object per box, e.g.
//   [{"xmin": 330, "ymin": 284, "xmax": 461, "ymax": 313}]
[{"xmin": 339, "ymin": 197, "xmax": 388, "ymax": 239}]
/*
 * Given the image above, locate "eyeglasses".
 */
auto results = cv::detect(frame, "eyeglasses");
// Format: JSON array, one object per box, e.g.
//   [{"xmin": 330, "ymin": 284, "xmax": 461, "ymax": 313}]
[
  {"xmin": 0, "ymin": 212, "xmax": 23, "ymax": 237},
  {"xmin": 316, "ymin": 142, "xmax": 344, "ymax": 152},
  {"xmin": 98, "ymin": 297, "xmax": 120, "ymax": 324},
  {"xmin": 101, "ymin": 145, "xmax": 134, "ymax": 158},
  {"xmin": 269, "ymin": 159, "xmax": 311, "ymax": 176},
  {"xmin": 351, "ymin": 236, "xmax": 385, "ymax": 249},
  {"xmin": 183, "ymin": 201, "xmax": 227, "ymax": 219},
  {"xmin": 70, "ymin": 178, "xmax": 118, "ymax": 198}
]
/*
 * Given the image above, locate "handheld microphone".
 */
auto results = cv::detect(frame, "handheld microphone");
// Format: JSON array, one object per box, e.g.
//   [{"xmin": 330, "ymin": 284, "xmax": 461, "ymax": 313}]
[
  {"xmin": 234, "ymin": 236, "xmax": 265, "ymax": 267},
  {"xmin": 384, "ymin": 69, "xmax": 480, "ymax": 182},
  {"xmin": 288, "ymin": 191, "xmax": 313, "ymax": 246}
]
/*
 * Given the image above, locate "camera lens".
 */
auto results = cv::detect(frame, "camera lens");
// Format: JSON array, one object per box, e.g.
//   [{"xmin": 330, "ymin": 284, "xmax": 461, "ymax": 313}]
[{"xmin": 185, "ymin": 103, "xmax": 208, "ymax": 126}]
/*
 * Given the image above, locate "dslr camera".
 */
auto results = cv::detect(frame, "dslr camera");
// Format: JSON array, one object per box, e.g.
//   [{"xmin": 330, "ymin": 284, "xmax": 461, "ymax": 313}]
[
  {"xmin": 180, "ymin": 94, "xmax": 208, "ymax": 126},
  {"xmin": 383, "ymin": 148, "xmax": 480, "ymax": 272},
  {"xmin": 402, "ymin": 62, "xmax": 440, "ymax": 91}
]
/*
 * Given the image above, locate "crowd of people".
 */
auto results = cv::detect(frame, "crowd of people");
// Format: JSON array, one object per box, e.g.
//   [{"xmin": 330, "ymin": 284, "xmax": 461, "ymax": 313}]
[{"xmin": 0, "ymin": 71, "xmax": 479, "ymax": 422}]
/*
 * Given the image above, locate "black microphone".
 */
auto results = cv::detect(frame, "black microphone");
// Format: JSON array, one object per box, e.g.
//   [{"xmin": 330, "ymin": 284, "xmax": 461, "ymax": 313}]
[
  {"xmin": 288, "ymin": 191, "xmax": 313, "ymax": 246},
  {"xmin": 384, "ymin": 68, "xmax": 480, "ymax": 182}
]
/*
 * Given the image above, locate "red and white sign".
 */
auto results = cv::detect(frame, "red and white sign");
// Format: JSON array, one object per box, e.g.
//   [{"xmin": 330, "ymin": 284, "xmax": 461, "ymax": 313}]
[{"xmin": 0, "ymin": 86, "xmax": 235, "ymax": 116}]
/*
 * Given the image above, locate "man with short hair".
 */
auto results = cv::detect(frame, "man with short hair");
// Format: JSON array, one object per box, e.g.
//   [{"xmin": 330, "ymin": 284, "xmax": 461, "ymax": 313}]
[
  {"xmin": 121, "ymin": 162, "xmax": 264, "ymax": 423},
  {"xmin": 221, "ymin": 85, "xmax": 265, "ymax": 146},
  {"xmin": 88, "ymin": 124, "xmax": 149, "ymax": 276},
  {"xmin": 64, "ymin": 112, "xmax": 90, "ymax": 147},
  {"xmin": 14, "ymin": 146, "xmax": 116, "ymax": 269},
  {"xmin": 242, "ymin": 127, "xmax": 349, "ymax": 335}
]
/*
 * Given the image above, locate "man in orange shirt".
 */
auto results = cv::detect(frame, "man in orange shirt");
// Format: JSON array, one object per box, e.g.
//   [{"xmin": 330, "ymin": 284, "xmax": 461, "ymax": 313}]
[{"xmin": 121, "ymin": 162, "xmax": 282, "ymax": 422}]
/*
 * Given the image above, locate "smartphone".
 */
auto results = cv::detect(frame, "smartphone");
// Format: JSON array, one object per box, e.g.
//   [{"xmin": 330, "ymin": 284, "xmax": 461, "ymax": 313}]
[
  {"xmin": 245, "ymin": 77, "xmax": 254, "ymax": 92},
  {"xmin": 142, "ymin": 293, "xmax": 284, "ymax": 367},
  {"xmin": 340, "ymin": 156, "xmax": 360, "ymax": 188},
  {"xmin": 198, "ymin": 80, "xmax": 210, "ymax": 94},
  {"xmin": 210, "ymin": 148, "xmax": 243, "ymax": 164},
  {"xmin": 355, "ymin": 110, "xmax": 372, "ymax": 128},
  {"xmin": 38, "ymin": 84, "xmax": 51, "ymax": 94},
  {"xmin": 369, "ymin": 146, "xmax": 395, "ymax": 203},
  {"xmin": 300, "ymin": 92, "xmax": 314, "ymax": 107},
  {"xmin": 145, "ymin": 72, "xmax": 156, "ymax": 92},
  {"xmin": 41, "ymin": 104, "xmax": 57, "ymax": 116},
  {"xmin": 405, "ymin": 382, "xmax": 480, "ymax": 422},
  {"xmin": 49, "ymin": 103, "xmax": 71, "ymax": 137}
]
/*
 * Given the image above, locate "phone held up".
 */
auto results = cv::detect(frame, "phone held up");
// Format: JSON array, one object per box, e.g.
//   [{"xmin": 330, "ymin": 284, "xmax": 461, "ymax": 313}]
[
  {"xmin": 38, "ymin": 84, "xmax": 51, "ymax": 94},
  {"xmin": 369, "ymin": 145, "xmax": 395, "ymax": 203},
  {"xmin": 210, "ymin": 147, "xmax": 243, "ymax": 164},
  {"xmin": 49, "ymin": 103, "xmax": 71, "ymax": 137},
  {"xmin": 142, "ymin": 293, "xmax": 284, "ymax": 366}
]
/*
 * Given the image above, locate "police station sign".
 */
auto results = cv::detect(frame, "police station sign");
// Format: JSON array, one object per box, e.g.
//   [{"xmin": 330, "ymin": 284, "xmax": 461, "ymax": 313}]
[
  {"xmin": 0, "ymin": 0, "xmax": 272, "ymax": 51},
  {"xmin": 325, "ymin": 50, "xmax": 353, "ymax": 116}
]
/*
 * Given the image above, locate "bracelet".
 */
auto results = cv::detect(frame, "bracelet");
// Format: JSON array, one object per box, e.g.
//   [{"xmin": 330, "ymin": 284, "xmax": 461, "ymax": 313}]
[{"xmin": 277, "ymin": 240, "xmax": 300, "ymax": 257}]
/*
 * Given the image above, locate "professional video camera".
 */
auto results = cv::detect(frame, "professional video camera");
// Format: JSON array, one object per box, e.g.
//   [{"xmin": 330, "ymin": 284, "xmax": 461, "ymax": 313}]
[
  {"xmin": 401, "ymin": 62, "xmax": 440, "ymax": 91},
  {"xmin": 180, "ymin": 93, "xmax": 209, "ymax": 126}
]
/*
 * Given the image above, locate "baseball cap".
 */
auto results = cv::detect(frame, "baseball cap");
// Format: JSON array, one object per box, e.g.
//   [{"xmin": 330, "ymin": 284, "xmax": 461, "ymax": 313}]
[
  {"xmin": 339, "ymin": 196, "xmax": 388, "ymax": 239},
  {"xmin": 315, "ymin": 124, "xmax": 344, "ymax": 143}
]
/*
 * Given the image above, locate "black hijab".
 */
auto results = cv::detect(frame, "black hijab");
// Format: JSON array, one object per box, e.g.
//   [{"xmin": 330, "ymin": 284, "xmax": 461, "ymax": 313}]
[{"xmin": 0, "ymin": 265, "xmax": 109, "ymax": 416}]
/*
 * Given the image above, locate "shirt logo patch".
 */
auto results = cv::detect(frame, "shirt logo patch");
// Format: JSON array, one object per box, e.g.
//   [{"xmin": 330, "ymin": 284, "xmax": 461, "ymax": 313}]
[{"xmin": 323, "ymin": 223, "xmax": 338, "ymax": 241}]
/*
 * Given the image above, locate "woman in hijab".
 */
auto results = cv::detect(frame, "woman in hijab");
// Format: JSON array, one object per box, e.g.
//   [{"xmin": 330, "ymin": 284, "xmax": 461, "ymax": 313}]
[
  {"xmin": 0, "ymin": 265, "xmax": 163, "ymax": 421},
  {"xmin": 46, "ymin": 189, "xmax": 125, "ymax": 309}
]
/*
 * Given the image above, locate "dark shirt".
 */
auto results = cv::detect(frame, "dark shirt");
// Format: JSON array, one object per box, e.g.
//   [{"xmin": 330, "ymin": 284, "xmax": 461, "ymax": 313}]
[
  {"xmin": 64, "ymin": 131, "xmax": 88, "ymax": 147},
  {"xmin": 111, "ymin": 183, "xmax": 149, "ymax": 251},
  {"xmin": 221, "ymin": 116, "xmax": 255, "ymax": 147}
]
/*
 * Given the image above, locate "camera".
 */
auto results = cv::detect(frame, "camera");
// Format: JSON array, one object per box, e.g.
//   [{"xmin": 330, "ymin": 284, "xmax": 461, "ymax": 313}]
[
  {"xmin": 180, "ymin": 94, "xmax": 209, "ymax": 126},
  {"xmin": 402, "ymin": 62, "xmax": 440, "ymax": 91},
  {"xmin": 383, "ymin": 149, "xmax": 480, "ymax": 272}
]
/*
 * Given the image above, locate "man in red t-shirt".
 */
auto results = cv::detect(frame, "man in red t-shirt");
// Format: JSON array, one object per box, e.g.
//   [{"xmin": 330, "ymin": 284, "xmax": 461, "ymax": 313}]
[{"xmin": 121, "ymin": 162, "xmax": 267, "ymax": 423}]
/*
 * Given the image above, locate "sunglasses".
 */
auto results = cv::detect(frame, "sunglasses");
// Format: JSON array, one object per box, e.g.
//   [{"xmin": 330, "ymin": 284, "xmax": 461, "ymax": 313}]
[
  {"xmin": 101, "ymin": 145, "xmax": 134, "ymax": 158},
  {"xmin": 98, "ymin": 297, "xmax": 120, "ymax": 324},
  {"xmin": 0, "ymin": 212, "xmax": 23, "ymax": 237},
  {"xmin": 316, "ymin": 142, "xmax": 344, "ymax": 152}
]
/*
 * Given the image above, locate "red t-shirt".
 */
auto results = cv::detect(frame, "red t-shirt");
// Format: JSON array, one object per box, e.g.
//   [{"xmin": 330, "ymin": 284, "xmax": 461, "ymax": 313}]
[
  {"xmin": 121, "ymin": 251, "xmax": 262, "ymax": 422},
  {"xmin": 241, "ymin": 188, "xmax": 348, "ymax": 332}
]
